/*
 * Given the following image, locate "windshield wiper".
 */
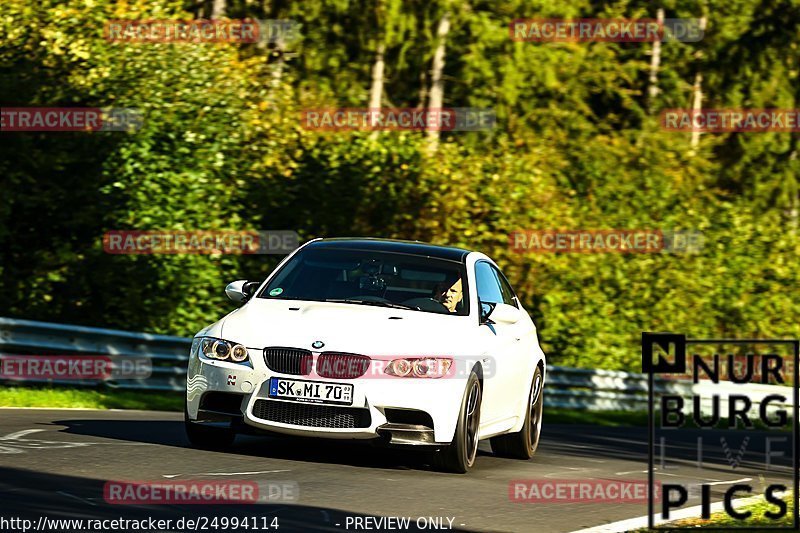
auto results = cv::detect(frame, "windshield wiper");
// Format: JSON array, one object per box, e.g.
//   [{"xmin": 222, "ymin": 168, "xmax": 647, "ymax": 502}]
[
  {"xmin": 324, "ymin": 298, "xmax": 417, "ymax": 310},
  {"xmin": 262, "ymin": 295, "xmax": 320, "ymax": 301}
]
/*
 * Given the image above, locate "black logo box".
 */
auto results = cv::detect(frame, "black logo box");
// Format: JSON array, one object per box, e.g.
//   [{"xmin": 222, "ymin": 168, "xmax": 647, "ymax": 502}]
[{"xmin": 642, "ymin": 332, "xmax": 799, "ymax": 530}]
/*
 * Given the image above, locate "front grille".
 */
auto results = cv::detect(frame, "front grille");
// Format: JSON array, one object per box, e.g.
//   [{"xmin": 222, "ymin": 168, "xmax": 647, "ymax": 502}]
[
  {"xmin": 252, "ymin": 399, "xmax": 371, "ymax": 429},
  {"xmin": 317, "ymin": 353, "xmax": 370, "ymax": 379},
  {"xmin": 264, "ymin": 347, "xmax": 312, "ymax": 375}
]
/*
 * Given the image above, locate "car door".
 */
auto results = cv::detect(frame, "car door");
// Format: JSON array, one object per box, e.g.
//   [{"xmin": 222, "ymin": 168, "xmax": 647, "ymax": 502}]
[{"xmin": 474, "ymin": 261, "xmax": 528, "ymax": 427}]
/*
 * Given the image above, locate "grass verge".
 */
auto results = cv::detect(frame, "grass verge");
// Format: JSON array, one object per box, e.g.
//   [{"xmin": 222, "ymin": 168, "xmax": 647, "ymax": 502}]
[{"xmin": 0, "ymin": 384, "xmax": 183, "ymax": 411}]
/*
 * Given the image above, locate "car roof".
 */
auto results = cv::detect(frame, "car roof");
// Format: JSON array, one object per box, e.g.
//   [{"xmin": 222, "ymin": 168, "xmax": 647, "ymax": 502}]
[{"xmin": 305, "ymin": 238, "xmax": 471, "ymax": 262}]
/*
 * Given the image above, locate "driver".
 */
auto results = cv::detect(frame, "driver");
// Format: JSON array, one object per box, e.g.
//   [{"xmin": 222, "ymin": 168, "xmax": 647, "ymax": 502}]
[{"xmin": 436, "ymin": 277, "xmax": 463, "ymax": 313}]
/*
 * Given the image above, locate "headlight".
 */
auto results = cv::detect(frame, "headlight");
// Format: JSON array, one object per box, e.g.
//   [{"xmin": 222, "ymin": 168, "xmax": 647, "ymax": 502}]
[
  {"xmin": 197, "ymin": 337, "xmax": 250, "ymax": 364},
  {"xmin": 211, "ymin": 340, "xmax": 230, "ymax": 360},
  {"xmin": 385, "ymin": 357, "xmax": 453, "ymax": 378},
  {"xmin": 230, "ymin": 344, "xmax": 249, "ymax": 362},
  {"xmin": 389, "ymin": 358, "xmax": 412, "ymax": 377}
]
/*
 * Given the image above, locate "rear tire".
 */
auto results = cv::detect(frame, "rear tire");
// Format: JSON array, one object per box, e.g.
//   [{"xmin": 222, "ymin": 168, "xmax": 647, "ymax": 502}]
[
  {"xmin": 184, "ymin": 401, "xmax": 236, "ymax": 450},
  {"xmin": 432, "ymin": 372, "xmax": 482, "ymax": 473},
  {"xmin": 491, "ymin": 365, "xmax": 543, "ymax": 459}
]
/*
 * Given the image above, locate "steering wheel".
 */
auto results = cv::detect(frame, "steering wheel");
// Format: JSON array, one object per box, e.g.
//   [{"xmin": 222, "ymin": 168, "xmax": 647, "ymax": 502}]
[
  {"xmin": 401, "ymin": 297, "xmax": 450, "ymax": 313},
  {"xmin": 350, "ymin": 295, "xmax": 392, "ymax": 303}
]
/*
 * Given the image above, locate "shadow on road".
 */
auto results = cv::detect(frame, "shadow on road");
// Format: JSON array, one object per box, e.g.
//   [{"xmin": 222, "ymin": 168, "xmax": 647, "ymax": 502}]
[
  {"xmin": 0, "ymin": 466, "xmax": 477, "ymax": 532},
  {"xmin": 51, "ymin": 417, "xmax": 795, "ymax": 480},
  {"xmin": 51, "ymin": 417, "xmax": 496, "ymax": 474}
]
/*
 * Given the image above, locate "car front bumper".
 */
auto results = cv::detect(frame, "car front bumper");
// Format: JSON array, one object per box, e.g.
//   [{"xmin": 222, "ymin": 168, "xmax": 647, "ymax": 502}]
[{"xmin": 186, "ymin": 351, "xmax": 468, "ymax": 444}]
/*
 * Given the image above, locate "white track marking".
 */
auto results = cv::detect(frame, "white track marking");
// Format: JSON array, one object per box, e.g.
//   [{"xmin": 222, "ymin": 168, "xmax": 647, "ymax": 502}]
[
  {"xmin": 0, "ymin": 428, "xmax": 151, "ymax": 454},
  {"xmin": 543, "ymin": 466, "xmax": 599, "ymax": 478},
  {"xmin": 0, "ymin": 445, "xmax": 24, "ymax": 454},
  {"xmin": 162, "ymin": 469, "xmax": 291, "ymax": 478},
  {"xmin": 702, "ymin": 477, "xmax": 752, "ymax": 486},
  {"xmin": 0, "ymin": 429, "xmax": 46, "ymax": 440}
]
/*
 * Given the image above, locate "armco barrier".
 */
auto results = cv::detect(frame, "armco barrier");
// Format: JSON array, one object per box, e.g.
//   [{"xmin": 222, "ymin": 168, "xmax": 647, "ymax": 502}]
[
  {"xmin": 0, "ymin": 317, "xmax": 188, "ymax": 391},
  {"xmin": 0, "ymin": 317, "xmax": 794, "ymax": 411}
]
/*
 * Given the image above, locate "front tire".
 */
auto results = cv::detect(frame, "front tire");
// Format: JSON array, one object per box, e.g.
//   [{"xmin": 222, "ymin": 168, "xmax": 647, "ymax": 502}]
[
  {"xmin": 491, "ymin": 365, "xmax": 543, "ymax": 459},
  {"xmin": 432, "ymin": 372, "xmax": 482, "ymax": 473},
  {"xmin": 184, "ymin": 400, "xmax": 236, "ymax": 450}
]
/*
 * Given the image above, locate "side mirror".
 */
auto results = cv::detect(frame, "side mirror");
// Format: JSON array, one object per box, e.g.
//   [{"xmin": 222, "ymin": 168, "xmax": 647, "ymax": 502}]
[
  {"xmin": 485, "ymin": 302, "xmax": 521, "ymax": 325},
  {"xmin": 225, "ymin": 280, "xmax": 260, "ymax": 303},
  {"xmin": 479, "ymin": 302, "xmax": 495, "ymax": 324}
]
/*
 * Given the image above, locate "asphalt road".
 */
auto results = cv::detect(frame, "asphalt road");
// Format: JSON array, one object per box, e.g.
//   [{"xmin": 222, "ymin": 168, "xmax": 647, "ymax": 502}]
[{"xmin": 0, "ymin": 408, "xmax": 795, "ymax": 532}]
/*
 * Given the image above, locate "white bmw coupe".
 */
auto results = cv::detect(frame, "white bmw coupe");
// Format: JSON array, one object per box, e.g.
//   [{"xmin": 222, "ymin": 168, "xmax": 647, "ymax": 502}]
[{"xmin": 185, "ymin": 238, "xmax": 546, "ymax": 473}]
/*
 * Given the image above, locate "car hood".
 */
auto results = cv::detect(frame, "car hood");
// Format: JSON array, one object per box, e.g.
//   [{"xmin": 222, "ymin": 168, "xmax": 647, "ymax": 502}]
[{"xmin": 207, "ymin": 298, "xmax": 476, "ymax": 356}]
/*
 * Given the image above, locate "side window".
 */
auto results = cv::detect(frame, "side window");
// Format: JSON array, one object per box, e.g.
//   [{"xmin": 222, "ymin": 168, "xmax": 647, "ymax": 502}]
[
  {"xmin": 492, "ymin": 266, "xmax": 519, "ymax": 308},
  {"xmin": 475, "ymin": 262, "xmax": 504, "ymax": 304}
]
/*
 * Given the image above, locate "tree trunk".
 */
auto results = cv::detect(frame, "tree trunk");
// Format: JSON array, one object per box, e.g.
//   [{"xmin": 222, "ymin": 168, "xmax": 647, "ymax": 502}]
[
  {"xmin": 690, "ymin": 16, "xmax": 708, "ymax": 152},
  {"xmin": 426, "ymin": 12, "xmax": 450, "ymax": 152},
  {"xmin": 647, "ymin": 8, "xmax": 664, "ymax": 113},
  {"xmin": 689, "ymin": 70, "xmax": 703, "ymax": 150},
  {"xmin": 417, "ymin": 71, "xmax": 428, "ymax": 109},
  {"xmin": 369, "ymin": 42, "xmax": 385, "ymax": 110},
  {"xmin": 268, "ymin": 36, "xmax": 287, "ymax": 92},
  {"xmin": 368, "ymin": 42, "xmax": 386, "ymax": 139},
  {"xmin": 210, "ymin": 0, "xmax": 227, "ymax": 19}
]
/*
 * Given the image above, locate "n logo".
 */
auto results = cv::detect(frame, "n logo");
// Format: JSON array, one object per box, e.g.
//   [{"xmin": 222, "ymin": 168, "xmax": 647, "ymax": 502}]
[
  {"xmin": 642, "ymin": 332, "xmax": 686, "ymax": 374},
  {"xmin": 227, "ymin": 375, "xmax": 236, "ymax": 386}
]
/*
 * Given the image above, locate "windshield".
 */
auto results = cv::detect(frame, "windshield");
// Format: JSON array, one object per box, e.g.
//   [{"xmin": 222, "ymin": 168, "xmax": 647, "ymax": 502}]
[{"xmin": 259, "ymin": 247, "xmax": 469, "ymax": 316}]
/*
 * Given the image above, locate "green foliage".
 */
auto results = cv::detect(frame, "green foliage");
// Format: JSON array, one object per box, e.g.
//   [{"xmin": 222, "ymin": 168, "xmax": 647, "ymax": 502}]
[{"xmin": 0, "ymin": 0, "xmax": 797, "ymax": 370}]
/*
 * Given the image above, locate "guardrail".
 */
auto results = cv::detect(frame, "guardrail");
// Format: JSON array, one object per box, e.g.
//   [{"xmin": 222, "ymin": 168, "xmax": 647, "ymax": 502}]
[
  {"xmin": 0, "ymin": 317, "xmax": 795, "ymax": 411},
  {"xmin": 0, "ymin": 317, "xmax": 188, "ymax": 391},
  {"xmin": 545, "ymin": 366, "xmax": 794, "ymax": 413}
]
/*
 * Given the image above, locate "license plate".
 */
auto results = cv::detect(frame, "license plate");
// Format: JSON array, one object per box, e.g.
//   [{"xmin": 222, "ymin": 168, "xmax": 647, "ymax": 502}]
[{"xmin": 268, "ymin": 377, "xmax": 353, "ymax": 406}]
